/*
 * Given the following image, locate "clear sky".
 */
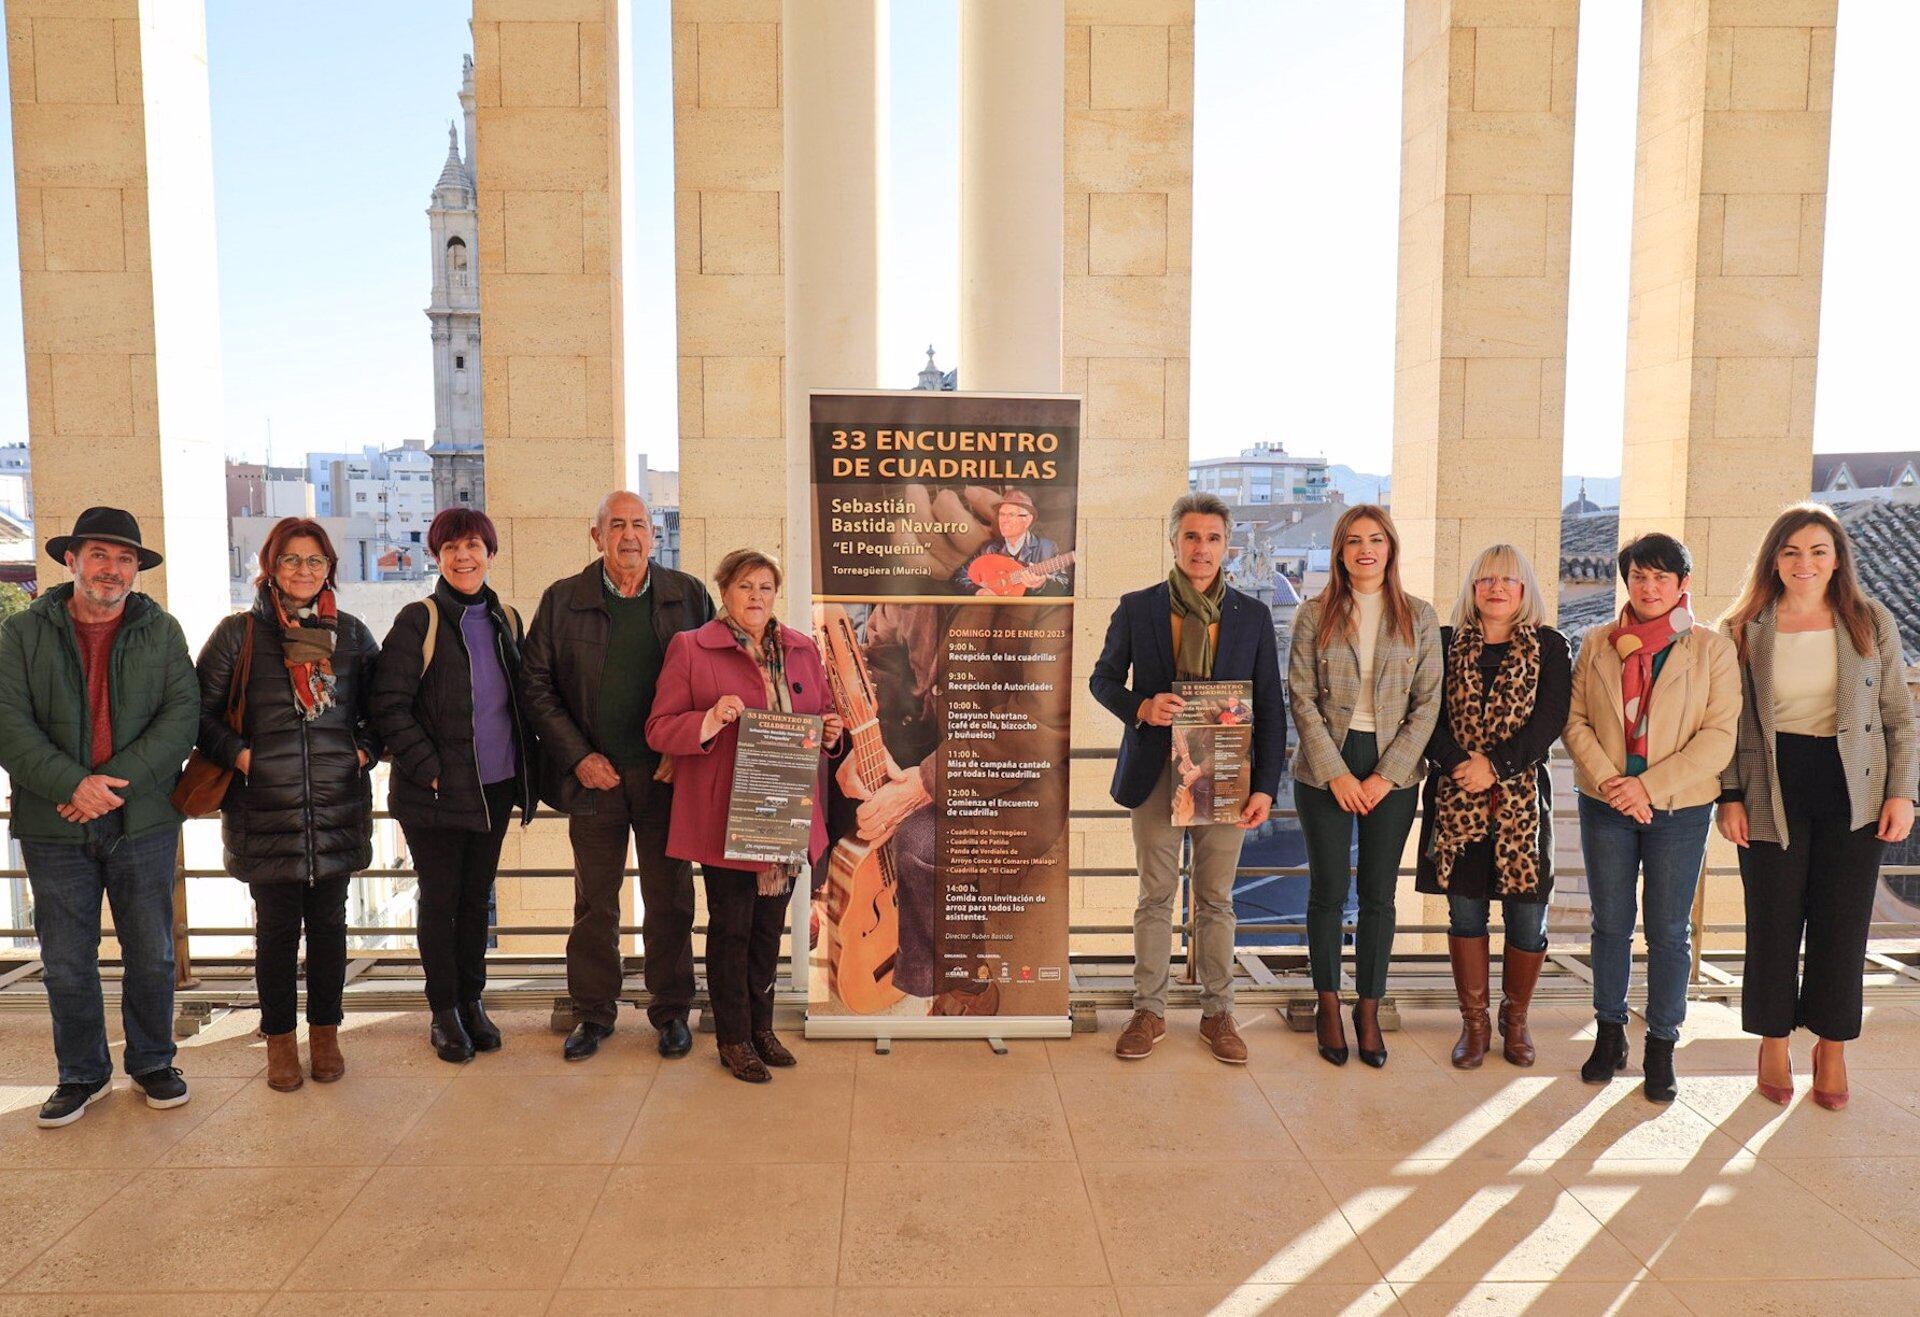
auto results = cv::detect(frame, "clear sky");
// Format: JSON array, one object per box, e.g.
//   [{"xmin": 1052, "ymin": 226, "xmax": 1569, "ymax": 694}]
[{"xmin": 0, "ymin": 2, "xmax": 1910, "ymax": 481}]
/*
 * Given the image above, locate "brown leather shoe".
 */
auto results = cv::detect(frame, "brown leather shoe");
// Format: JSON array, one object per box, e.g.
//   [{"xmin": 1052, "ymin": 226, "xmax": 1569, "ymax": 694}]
[
  {"xmin": 752, "ymin": 1030, "xmax": 797, "ymax": 1067},
  {"xmin": 308, "ymin": 1025, "xmax": 345, "ymax": 1083},
  {"xmin": 265, "ymin": 1030, "xmax": 303, "ymax": 1092},
  {"xmin": 1499, "ymin": 945, "xmax": 1546, "ymax": 1067},
  {"xmin": 1114, "ymin": 1009, "xmax": 1165, "ymax": 1059},
  {"xmin": 1200, "ymin": 1012, "xmax": 1249, "ymax": 1064},
  {"xmin": 1448, "ymin": 935, "xmax": 1492, "ymax": 1069},
  {"xmin": 718, "ymin": 1041, "xmax": 771, "ymax": 1083}
]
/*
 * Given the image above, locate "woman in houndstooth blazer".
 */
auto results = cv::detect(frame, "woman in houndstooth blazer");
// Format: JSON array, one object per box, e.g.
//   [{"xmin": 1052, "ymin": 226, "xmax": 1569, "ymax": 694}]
[{"xmin": 1717, "ymin": 504, "xmax": 1917, "ymax": 1112}]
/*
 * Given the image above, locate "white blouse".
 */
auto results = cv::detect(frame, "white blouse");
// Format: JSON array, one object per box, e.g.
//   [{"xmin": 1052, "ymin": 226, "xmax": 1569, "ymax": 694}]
[{"xmin": 1349, "ymin": 588, "xmax": 1386, "ymax": 733}]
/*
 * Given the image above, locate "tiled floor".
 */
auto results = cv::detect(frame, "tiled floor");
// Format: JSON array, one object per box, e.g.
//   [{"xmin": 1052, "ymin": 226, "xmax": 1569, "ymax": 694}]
[{"xmin": 2, "ymin": 999, "xmax": 1920, "ymax": 1314}]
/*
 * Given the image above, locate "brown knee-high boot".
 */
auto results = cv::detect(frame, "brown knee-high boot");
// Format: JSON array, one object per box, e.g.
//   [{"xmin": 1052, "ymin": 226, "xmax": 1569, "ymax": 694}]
[
  {"xmin": 1448, "ymin": 936, "xmax": 1492, "ymax": 1068},
  {"xmin": 1499, "ymin": 946, "xmax": 1546, "ymax": 1066}
]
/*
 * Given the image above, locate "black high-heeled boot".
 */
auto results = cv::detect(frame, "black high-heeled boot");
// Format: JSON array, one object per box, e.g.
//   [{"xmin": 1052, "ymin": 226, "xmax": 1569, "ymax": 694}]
[
  {"xmin": 1642, "ymin": 1036, "xmax": 1677, "ymax": 1104},
  {"xmin": 459, "ymin": 998, "xmax": 502, "ymax": 1052},
  {"xmin": 430, "ymin": 1008, "xmax": 475, "ymax": 1064},
  {"xmin": 1581, "ymin": 1019, "xmax": 1629, "ymax": 1084}
]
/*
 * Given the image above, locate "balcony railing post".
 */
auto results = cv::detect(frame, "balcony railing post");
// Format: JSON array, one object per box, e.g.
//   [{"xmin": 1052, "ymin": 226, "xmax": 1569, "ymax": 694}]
[{"xmin": 172, "ymin": 831, "xmax": 197, "ymax": 990}]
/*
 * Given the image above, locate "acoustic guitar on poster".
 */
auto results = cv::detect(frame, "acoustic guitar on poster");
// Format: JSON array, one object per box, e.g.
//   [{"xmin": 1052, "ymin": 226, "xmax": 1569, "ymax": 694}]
[
  {"xmin": 814, "ymin": 604, "xmax": 906, "ymax": 1014},
  {"xmin": 966, "ymin": 549, "xmax": 1078, "ymax": 597}
]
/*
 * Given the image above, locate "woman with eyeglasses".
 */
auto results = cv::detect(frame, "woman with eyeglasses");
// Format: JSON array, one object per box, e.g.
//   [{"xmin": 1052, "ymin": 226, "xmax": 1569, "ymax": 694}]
[
  {"xmin": 1416, "ymin": 546, "xmax": 1570, "ymax": 1068},
  {"xmin": 194, "ymin": 519, "xmax": 380, "ymax": 1092}
]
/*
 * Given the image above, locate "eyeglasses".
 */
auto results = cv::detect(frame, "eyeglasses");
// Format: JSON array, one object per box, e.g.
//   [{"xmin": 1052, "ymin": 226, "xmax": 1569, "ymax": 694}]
[
  {"xmin": 1473, "ymin": 576, "xmax": 1521, "ymax": 591},
  {"xmin": 276, "ymin": 555, "xmax": 330, "ymax": 573}
]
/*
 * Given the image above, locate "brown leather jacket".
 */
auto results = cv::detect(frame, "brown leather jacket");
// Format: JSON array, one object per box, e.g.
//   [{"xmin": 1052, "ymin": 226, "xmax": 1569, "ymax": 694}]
[{"xmin": 518, "ymin": 559, "xmax": 715, "ymax": 813}]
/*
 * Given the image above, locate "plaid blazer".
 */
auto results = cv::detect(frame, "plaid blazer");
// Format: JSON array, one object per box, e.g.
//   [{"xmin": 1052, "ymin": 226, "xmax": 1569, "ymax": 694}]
[
  {"xmin": 1288, "ymin": 593, "xmax": 1442, "ymax": 790},
  {"xmin": 1720, "ymin": 599, "xmax": 1920, "ymax": 847}
]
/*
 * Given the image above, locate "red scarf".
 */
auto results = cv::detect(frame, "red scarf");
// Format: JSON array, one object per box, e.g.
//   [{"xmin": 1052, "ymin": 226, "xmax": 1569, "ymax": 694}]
[
  {"xmin": 1608, "ymin": 592, "xmax": 1693, "ymax": 763},
  {"xmin": 271, "ymin": 585, "xmax": 339, "ymax": 721}
]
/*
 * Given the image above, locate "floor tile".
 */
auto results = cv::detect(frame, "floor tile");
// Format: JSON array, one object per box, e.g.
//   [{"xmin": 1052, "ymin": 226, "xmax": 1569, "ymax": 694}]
[
  {"xmin": 1856, "ymin": 1067, "xmax": 1920, "ymax": 1117},
  {"xmin": 1672, "ymin": 1072, "xmax": 1920, "ymax": 1160},
  {"xmin": 1441, "ymin": 1071, "xmax": 1742, "ymax": 1161},
  {"xmin": 0, "ymin": 1297, "xmax": 269, "ymax": 1316},
  {"xmin": 1057, "ymin": 1071, "xmax": 1301, "ymax": 1161},
  {"xmin": 622, "ymin": 1062, "xmax": 853, "ymax": 1163},
  {"xmin": 171, "ymin": 1010, "xmax": 275, "ymax": 1078},
  {"xmin": 558, "ymin": 1291, "xmax": 833, "ymax": 1316},
  {"xmin": 286, "ymin": 1165, "xmax": 607, "ymax": 1291},
  {"xmin": 1313, "ymin": 1159, "xmax": 1645, "ymax": 1284},
  {"xmin": 852, "ymin": 1037, "xmax": 1053, "ymax": 1073},
  {"xmin": 6, "ymin": 1166, "xmax": 371, "ymax": 1292},
  {"xmin": 849, "ymin": 1070, "xmax": 1073, "ymax": 1162},
  {"xmin": 1552, "ymin": 1156, "xmax": 1919, "ymax": 1280},
  {"xmin": 835, "ymin": 1287, "xmax": 1120, "ymax": 1315},
  {"xmin": 0, "ymin": 1169, "xmax": 136, "ymax": 1287},
  {"xmin": 1252, "ymin": 1062, "xmax": 1517, "ymax": 1162},
  {"xmin": 839, "ymin": 1162, "xmax": 1108, "ymax": 1287},
  {"xmin": 562, "ymin": 1163, "xmax": 845, "ymax": 1289},
  {"xmin": 0, "ymin": 1077, "xmax": 247, "ymax": 1170},
  {"xmin": 1389, "ymin": 1279, "xmax": 1689, "ymax": 1315},
  {"xmin": 388, "ymin": 1073, "xmax": 648, "ymax": 1165},
  {"xmin": 1082, "ymin": 1160, "xmax": 1380, "ymax": 1287},
  {"xmin": 160, "ymin": 1075, "xmax": 451, "ymax": 1167},
  {"xmin": 1766, "ymin": 1157, "xmax": 1920, "ymax": 1267},
  {"xmin": 1115, "ymin": 1283, "xmax": 1400, "ymax": 1316},
  {"xmin": 263, "ymin": 1295, "xmax": 551, "ymax": 1316},
  {"xmin": 1661, "ymin": 1277, "xmax": 1920, "ymax": 1314}
]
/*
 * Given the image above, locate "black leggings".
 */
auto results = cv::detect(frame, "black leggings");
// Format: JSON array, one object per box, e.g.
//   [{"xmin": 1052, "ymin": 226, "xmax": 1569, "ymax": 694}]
[
  {"xmin": 1739, "ymin": 734, "xmax": 1884, "ymax": 1041},
  {"xmin": 406, "ymin": 780, "xmax": 516, "ymax": 1012},
  {"xmin": 702, "ymin": 866, "xmax": 787, "ymax": 1046},
  {"xmin": 251, "ymin": 877, "xmax": 350, "ymax": 1036}
]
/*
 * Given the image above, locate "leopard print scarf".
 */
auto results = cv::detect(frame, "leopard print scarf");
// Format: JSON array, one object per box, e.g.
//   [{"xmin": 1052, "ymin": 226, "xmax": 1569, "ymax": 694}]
[{"xmin": 1430, "ymin": 624, "xmax": 1543, "ymax": 896}]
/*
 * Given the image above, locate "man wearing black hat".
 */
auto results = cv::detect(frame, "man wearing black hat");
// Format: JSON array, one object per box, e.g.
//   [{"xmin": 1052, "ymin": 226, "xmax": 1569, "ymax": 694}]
[
  {"xmin": 0, "ymin": 507, "xmax": 200, "ymax": 1126},
  {"xmin": 952, "ymin": 490, "xmax": 1072, "ymax": 597}
]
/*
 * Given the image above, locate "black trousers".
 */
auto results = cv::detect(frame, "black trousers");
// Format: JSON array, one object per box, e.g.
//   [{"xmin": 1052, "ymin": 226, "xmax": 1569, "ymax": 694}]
[
  {"xmin": 250, "ymin": 877, "xmax": 350, "ymax": 1036},
  {"xmin": 406, "ymin": 780, "xmax": 516, "ymax": 1012},
  {"xmin": 702, "ymin": 865, "xmax": 787, "ymax": 1046},
  {"xmin": 566, "ymin": 769, "xmax": 695, "ymax": 1029},
  {"xmin": 1739, "ymin": 733, "xmax": 1884, "ymax": 1041}
]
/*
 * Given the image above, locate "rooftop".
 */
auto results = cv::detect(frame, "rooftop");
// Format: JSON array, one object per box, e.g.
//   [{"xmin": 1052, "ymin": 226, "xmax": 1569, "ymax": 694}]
[{"xmin": 1, "ymin": 1003, "xmax": 1917, "ymax": 1307}]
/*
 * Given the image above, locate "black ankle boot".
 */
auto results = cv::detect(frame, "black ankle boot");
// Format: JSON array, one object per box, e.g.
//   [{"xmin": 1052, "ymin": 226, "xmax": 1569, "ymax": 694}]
[
  {"xmin": 430, "ymin": 1008, "xmax": 475, "ymax": 1063},
  {"xmin": 1642, "ymin": 1036, "xmax": 1677, "ymax": 1103},
  {"xmin": 459, "ymin": 998, "xmax": 502, "ymax": 1052},
  {"xmin": 1581, "ymin": 1020, "xmax": 1628, "ymax": 1084}
]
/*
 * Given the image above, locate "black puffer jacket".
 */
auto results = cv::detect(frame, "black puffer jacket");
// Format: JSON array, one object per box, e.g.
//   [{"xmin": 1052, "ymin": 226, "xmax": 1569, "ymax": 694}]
[
  {"xmin": 369, "ymin": 578, "xmax": 538, "ymax": 834},
  {"xmin": 195, "ymin": 588, "xmax": 380, "ymax": 885}
]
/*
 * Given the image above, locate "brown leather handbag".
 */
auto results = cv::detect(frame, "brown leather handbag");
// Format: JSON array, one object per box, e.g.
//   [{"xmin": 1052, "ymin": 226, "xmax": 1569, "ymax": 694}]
[{"xmin": 170, "ymin": 616, "xmax": 254, "ymax": 818}]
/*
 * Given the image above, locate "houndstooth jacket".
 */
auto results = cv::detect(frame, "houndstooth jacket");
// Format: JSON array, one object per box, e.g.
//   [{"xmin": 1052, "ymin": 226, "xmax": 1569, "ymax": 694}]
[
  {"xmin": 1720, "ymin": 599, "xmax": 1920, "ymax": 848},
  {"xmin": 1288, "ymin": 593, "xmax": 1443, "ymax": 790}
]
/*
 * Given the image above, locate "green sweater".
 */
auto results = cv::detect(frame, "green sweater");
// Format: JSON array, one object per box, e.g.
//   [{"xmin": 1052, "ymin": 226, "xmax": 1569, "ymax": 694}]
[
  {"xmin": 597, "ymin": 580, "xmax": 664, "ymax": 766},
  {"xmin": 0, "ymin": 585, "xmax": 199, "ymax": 843}
]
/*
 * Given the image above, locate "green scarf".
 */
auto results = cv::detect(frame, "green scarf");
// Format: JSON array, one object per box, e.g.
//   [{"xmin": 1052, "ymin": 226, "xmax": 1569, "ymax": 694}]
[{"xmin": 1168, "ymin": 568, "xmax": 1225, "ymax": 680}]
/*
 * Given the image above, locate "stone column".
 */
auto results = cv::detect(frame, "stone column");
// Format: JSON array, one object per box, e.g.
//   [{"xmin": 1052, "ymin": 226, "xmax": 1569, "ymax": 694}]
[
  {"xmin": 6, "ymin": 0, "xmax": 226, "ymax": 640},
  {"xmin": 783, "ymin": 0, "xmax": 882, "ymax": 619},
  {"xmin": 1063, "ymin": 1, "xmax": 1196, "ymax": 945},
  {"xmin": 1390, "ymin": 0, "xmax": 1580, "ymax": 619},
  {"xmin": 960, "ymin": 0, "xmax": 1063, "ymax": 393},
  {"xmin": 473, "ymin": 0, "xmax": 634, "ymax": 951},
  {"xmin": 672, "ymin": 0, "xmax": 786, "ymax": 583},
  {"xmin": 1617, "ymin": 0, "xmax": 1836, "ymax": 622}
]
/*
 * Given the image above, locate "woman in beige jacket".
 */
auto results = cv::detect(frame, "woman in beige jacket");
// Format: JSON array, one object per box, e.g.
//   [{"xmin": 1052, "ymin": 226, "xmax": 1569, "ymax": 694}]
[{"xmin": 1563, "ymin": 533, "xmax": 1739, "ymax": 1105}]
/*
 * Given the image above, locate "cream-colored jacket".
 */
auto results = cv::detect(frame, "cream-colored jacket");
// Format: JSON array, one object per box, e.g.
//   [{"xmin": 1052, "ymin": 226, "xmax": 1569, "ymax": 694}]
[{"xmin": 1563, "ymin": 623, "xmax": 1741, "ymax": 811}]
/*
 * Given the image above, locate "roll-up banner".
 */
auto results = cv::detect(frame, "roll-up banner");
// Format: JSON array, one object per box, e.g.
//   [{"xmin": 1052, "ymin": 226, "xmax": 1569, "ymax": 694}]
[{"xmin": 805, "ymin": 389, "xmax": 1079, "ymax": 1040}]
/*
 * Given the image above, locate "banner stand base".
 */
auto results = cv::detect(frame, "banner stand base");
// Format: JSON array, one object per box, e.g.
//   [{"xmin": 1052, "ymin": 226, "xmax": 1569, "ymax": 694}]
[{"xmin": 804, "ymin": 1014, "xmax": 1071, "ymax": 1042}]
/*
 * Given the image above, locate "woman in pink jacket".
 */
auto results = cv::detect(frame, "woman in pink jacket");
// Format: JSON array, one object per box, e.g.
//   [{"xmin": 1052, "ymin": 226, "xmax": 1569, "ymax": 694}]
[{"xmin": 647, "ymin": 549, "xmax": 841, "ymax": 1082}]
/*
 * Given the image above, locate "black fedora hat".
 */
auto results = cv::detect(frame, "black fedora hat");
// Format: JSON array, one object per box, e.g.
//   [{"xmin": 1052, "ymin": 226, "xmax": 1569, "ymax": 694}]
[{"xmin": 46, "ymin": 506, "xmax": 163, "ymax": 571}]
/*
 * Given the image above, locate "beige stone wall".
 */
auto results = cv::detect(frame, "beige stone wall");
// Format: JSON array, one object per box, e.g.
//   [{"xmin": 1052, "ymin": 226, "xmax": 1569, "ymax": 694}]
[
  {"xmin": 1617, "ymin": 0, "xmax": 1836, "ymax": 625},
  {"xmin": 7, "ymin": 0, "xmax": 226, "ymax": 639},
  {"xmin": 473, "ymin": 0, "xmax": 635, "ymax": 950},
  {"xmin": 1618, "ymin": 0, "xmax": 1838, "ymax": 948},
  {"xmin": 1391, "ymin": 0, "xmax": 1579, "ymax": 620},
  {"xmin": 671, "ymin": 0, "xmax": 786, "ymax": 584},
  {"xmin": 1064, "ymin": 0, "xmax": 1195, "ymax": 948}
]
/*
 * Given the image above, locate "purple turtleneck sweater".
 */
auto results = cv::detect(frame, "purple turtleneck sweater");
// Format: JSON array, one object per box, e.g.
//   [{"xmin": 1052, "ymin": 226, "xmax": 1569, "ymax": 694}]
[{"xmin": 459, "ymin": 600, "xmax": 517, "ymax": 784}]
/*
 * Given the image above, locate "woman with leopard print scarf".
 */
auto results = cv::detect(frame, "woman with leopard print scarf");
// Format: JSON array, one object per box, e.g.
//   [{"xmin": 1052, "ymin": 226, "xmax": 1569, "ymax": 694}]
[{"xmin": 1416, "ymin": 546, "xmax": 1571, "ymax": 1070}]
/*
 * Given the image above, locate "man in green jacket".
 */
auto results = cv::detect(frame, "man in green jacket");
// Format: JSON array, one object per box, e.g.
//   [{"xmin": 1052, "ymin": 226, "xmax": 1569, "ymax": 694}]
[{"xmin": 0, "ymin": 508, "xmax": 200, "ymax": 1127}]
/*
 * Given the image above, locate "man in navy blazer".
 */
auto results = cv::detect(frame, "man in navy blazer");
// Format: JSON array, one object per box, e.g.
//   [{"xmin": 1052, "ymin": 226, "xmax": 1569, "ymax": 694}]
[{"xmin": 1090, "ymin": 492, "xmax": 1286, "ymax": 1063}]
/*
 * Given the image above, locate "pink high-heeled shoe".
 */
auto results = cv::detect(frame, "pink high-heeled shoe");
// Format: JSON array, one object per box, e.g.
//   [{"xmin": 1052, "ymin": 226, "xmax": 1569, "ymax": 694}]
[
  {"xmin": 1755, "ymin": 1041, "xmax": 1793, "ymax": 1106},
  {"xmin": 1810, "ymin": 1039, "xmax": 1849, "ymax": 1112}
]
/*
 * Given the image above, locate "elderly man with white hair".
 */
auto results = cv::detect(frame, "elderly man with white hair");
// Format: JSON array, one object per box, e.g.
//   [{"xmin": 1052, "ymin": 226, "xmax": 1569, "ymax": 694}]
[{"xmin": 519, "ymin": 491, "xmax": 716, "ymax": 1062}]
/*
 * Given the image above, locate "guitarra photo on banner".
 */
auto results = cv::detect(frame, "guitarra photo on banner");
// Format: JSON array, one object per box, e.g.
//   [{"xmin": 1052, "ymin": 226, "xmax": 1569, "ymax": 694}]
[{"xmin": 807, "ymin": 391, "xmax": 1079, "ymax": 1028}]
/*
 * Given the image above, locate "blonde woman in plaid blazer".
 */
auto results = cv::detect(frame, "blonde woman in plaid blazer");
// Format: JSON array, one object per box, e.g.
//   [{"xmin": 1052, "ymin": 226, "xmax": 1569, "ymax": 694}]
[
  {"xmin": 1290, "ymin": 505, "xmax": 1442, "ymax": 1068},
  {"xmin": 1717, "ymin": 504, "xmax": 1917, "ymax": 1111}
]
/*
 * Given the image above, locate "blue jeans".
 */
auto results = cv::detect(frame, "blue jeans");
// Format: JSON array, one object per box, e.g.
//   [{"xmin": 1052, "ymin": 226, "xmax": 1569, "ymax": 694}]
[
  {"xmin": 1578, "ymin": 794, "xmax": 1710, "ymax": 1042},
  {"xmin": 1447, "ymin": 896, "xmax": 1549, "ymax": 953},
  {"xmin": 20, "ymin": 813, "xmax": 179, "ymax": 1085}
]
